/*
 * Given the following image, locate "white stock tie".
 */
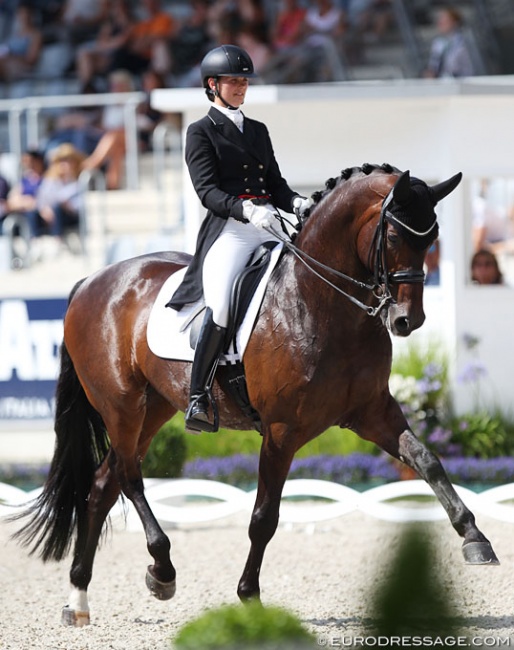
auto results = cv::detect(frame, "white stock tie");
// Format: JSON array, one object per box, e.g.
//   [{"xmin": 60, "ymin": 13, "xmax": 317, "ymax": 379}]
[{"xmin": 233, "ymin": 112, "xmax": 244, "ymax": 132}]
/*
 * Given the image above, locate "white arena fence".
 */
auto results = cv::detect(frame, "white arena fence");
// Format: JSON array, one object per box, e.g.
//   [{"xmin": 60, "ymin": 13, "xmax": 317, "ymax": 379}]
[{"xmin": 2, "ymin": 479, "xmax": 514, "ymax": 531}]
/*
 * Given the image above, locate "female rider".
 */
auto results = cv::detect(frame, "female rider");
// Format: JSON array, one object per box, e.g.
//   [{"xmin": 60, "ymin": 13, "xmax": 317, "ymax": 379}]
[{"xmin": 167, "ymin": 44, "xmax": 310, "ymax": 432}]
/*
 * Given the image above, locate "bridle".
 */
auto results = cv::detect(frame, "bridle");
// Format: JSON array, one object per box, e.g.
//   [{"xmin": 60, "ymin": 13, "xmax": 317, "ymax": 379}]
[
  {"xmin": 370, "ymin": 185, "xmax": 430, "ymax": 294},
  {"xmin": 267, "ymin": 183, "xmax": 431, "ymax": 318}
]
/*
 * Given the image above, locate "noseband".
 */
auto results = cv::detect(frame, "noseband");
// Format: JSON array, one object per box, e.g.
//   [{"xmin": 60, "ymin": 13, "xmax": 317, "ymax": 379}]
[{"xmin": 268, "ymin": 180, "xmax": 433, "ymax": 317}]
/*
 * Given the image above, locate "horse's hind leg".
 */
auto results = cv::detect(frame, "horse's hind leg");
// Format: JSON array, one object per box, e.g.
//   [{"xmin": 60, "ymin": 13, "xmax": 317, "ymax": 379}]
[
  {"xmin": 64, "ymin": 398, "xmax": 177, "ymax": 626},
  {"xmin": 116, "ymin": 457, "xmax": 177, "ymax": 601},
  {"xmin": 105, "ymin": 400, "xmax": 177, "ymax": 600},
  {"xmin": 63, "ymin": 450, "xmax": 121, "ymax": 626},
  {"xmin": 398, "ymin": 429, "xmax": 499, "ymax": 565}
]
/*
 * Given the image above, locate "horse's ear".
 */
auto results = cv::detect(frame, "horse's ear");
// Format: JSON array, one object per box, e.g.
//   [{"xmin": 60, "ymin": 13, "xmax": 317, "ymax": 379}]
[
  {"xmin": 430, "ymin": 172, "xmax": 463, "ymax": 204},
  {"xmin": 392, "ymin": 170, "xmax": 411, "ymax": 204}
]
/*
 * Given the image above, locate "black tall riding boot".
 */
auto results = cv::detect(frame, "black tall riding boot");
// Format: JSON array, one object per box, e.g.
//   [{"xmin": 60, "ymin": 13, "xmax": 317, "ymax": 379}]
[{"xmin": 185, "ymin": 308, "xmax": 226, "ymax": 432}]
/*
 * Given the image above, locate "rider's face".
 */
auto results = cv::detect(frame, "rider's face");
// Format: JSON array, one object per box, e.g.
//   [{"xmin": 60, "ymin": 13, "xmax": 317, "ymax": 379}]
[{"xmin": 212, "ymin": 77, "xmax": 249, "ymax": 107}]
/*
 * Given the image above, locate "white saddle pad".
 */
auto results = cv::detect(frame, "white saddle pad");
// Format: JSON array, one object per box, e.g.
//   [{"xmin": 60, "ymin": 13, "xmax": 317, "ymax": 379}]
[{"xmin": 147, "ymin": 243, "xmax": 283, "ymax": 364}]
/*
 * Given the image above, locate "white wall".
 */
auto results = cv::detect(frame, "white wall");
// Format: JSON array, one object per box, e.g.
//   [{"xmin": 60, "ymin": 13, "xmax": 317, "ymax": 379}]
[{"xmin": 152, "ymin": 78, "xmax": 514, "ymax": 415}]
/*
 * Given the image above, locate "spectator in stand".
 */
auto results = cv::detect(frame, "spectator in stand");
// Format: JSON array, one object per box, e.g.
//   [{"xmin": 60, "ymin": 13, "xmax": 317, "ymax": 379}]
[
  {"xmin": 31, "ymin": 0, "xmax": 66, "ymax": 44},
  {"xmin": 0, "ymin": 2, "xmax": 43, "ymax": 82},
  {"xmin": 136, "ymin": 69, "xmax": 167, "ymax": 152},
  {"xmin": 0, "ymin": 1, "xmax": 17, "ymax": 42},
  {"xmin": 107, "ymin": 0, "xmax": 176, "ymax": 77},
  {"xmin": 264, "ymin": 0, "xmax": 346, "ymax": 83},
  {"xmin": 60, "ymin": 0, "xmax": 108, "ymax": 46},
  {"xmin": 80, "ymin": 69, "xmax": 136, "ymax": 189},
  {"xmin": 167, "ymin": 0, "xmax": 212, "ymax": 88},
  {"xmin": 302, "ymin": 0, "xmax": 347, "ymax": 80},
  {"xmin": 44, "ymin": 80, "xmax": 103, "ymax": 157},
  {"xmin": 0, "ymin": 171, "xmax": 10, "ymax": 231},
  {"xmin": 6, "ymin": 148, "xmax": 45, "ymax": 220},
  {"xmin": 470, "ymin": 249, "xmax": 504, "ymax": 285},
  {"xmin": 236, "ymin": 23, "xmax": 272, "ymax": 75},
  {"xmin": 75, "ymin": 0, "xmax": 135, "ymax": 88},
  {"xmin": 270, "ymin": 0, "xmax": 307, "ymax": 54},
  {"xmin": 207, "ymin": 0, "xmax": 269, "ymax": 47},
  {"xmin": 3, "ymin": 149, "xmax": 44, "ymax": 261},
  {"xmin": 471, "ymin": 177, "xmax": 514, "ymax": 254},
  {"xmin": 31, "ymin": 143, "xmax": 85, "ymax": 255},
  {"xmin": 424, "ymin": 7, "xmax": 475, "ymax": 78},
  {"xmin": 260, "ymin": 0, "xmax": 306, "ymax": 82}
]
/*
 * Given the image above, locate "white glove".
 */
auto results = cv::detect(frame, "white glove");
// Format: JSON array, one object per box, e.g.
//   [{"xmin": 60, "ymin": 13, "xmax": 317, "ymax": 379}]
[
  {"xmin": 292, "ymin": 195, "xmax": 312, "ymax": 217},
  {"xmin": 242, "ymin": 200, "xmax": 276, "ymax": 229}
]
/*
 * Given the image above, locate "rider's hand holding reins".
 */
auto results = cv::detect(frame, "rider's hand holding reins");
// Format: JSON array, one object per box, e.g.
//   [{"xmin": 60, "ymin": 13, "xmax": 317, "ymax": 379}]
[
  {"xmin": 292, "ymin": 195, "xmax": 312, "ymax": 218},
  {"xmin": 243, "ymin": 200, "xmax": 277, "ymax": 229}
]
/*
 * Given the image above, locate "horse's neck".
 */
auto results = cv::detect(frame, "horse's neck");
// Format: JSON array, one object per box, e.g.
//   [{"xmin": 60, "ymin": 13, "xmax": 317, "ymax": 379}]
[
  {"xmin": 274, "ymin": 247, "xmax": 370, "ymax": 329},
  {"xmin": 264, "ymin": 251, "xmax": 389, "ymax": 386},
  {"xmin": 295, "ymin": 205, "xmax": 367, "ymax": 297}
]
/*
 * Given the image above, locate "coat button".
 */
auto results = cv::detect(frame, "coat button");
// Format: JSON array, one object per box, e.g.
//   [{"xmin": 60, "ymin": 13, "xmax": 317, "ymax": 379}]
[
  {"xmin": 244, "ymin": 177, "xmax": 248, "ymax": 182},
  {"xmin": 245, "ymin": 188, "xmax": 251, "ymax": 193},
  {"xmin": 258, "ymin": 177, "xmax": 264, "ymax": 182},
  {"xmin": 261, "ymin": 189, "xmax": 266, "ymax": 193},
  {"xmin": 258, "ymin": 164, "xmax": 264, "ymax": 169},
  {"xmin": 243, "ymin": 164, "xmax": 249, "ymax": 169}
]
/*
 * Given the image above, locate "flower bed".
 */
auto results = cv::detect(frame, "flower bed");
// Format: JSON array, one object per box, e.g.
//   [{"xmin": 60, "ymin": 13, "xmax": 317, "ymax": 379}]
[
  {"xmin": 182, "ymin": 452, "xmax": 514, "ymax": 490},
  {"xmin": 4, "ymin": 454, "xmax": 514, "ymax": 493}
]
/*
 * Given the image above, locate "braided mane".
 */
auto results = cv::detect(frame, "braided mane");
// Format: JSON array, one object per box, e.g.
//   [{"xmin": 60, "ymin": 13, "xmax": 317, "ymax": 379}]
[{"xmin": 304, "ymin": 163, "xmax": 401, "ymax": 220}]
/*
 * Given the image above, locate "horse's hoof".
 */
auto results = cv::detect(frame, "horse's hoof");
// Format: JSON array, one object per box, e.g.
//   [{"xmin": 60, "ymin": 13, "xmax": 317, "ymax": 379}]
[
  {"xmin": 146, "ymin": 567, "xmax": 176, "ymax": 600},
  {"xmin": 61, "ymin": 606, "xmax": 90, "ymax": 627},
  {"xmin": 462, "ymin": 541, "xmax": 500, "ymax": 565}
]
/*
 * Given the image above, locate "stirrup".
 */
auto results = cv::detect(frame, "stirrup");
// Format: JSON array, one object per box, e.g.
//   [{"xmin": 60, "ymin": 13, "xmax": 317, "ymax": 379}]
[{"xmin": 185, "ymin": 394, "xmax": 219, "ymax": 433}]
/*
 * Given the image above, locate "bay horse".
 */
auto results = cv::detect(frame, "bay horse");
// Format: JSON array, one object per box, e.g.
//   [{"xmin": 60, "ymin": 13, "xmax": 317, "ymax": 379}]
[{"xmin": 12, "ymin": 164, "xmax": 498, "ymax": 626}]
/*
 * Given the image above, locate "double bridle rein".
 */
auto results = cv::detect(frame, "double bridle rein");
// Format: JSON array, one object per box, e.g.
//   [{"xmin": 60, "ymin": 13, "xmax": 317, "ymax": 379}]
[{"xmin": 267, "ymin": 183, "xmax": 430, "ymax": 318}]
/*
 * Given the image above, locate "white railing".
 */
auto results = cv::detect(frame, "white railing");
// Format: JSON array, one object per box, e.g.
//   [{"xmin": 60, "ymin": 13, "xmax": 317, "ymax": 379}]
[
  {"xmin": 2, "ymin": 478, "xmax": 514, "ymax": 531},
  {"xmin": 0, "ymin": 91, "xmax": 146, "ymax": 190}
]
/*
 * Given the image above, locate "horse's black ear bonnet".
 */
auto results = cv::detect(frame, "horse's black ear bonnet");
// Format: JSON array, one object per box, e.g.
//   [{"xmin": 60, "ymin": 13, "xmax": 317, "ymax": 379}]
[{"xmin": 386, "ymin": 173, "xmax": 439, "ymax": 251}]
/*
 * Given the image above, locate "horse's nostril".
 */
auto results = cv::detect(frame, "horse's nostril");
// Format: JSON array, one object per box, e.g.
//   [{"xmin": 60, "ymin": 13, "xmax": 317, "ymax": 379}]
[{"xmin": 395, "ymin": 316, "xmax": 410, "ymax": 334}]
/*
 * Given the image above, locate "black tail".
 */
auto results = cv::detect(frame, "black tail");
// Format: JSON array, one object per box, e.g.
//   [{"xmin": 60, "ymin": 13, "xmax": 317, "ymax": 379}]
[{"xmin": 11, "ymin": 280, "xmax": 110, "ymax": 562}]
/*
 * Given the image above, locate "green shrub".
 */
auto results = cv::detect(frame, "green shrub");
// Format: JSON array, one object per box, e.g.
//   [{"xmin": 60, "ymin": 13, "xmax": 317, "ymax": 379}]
[
  {"xmin": 173, "ymin": 601, "xmax": 315, "ymax": 650},
  {"xmin": 142, "ymin": 416, "xmax": 188, "ymax": 478},
  {"xmin": 371, "ymin": 524, "xmax": 463, "ymax": 636},
  {"xmin": 391, "ymin": 338, "xmax": 449, "ymax": 385},
  {"xmin": 184, "ymin": 423, "xmax": 376, "ymax": 460},
  {"xmin": 449, "ymin": 410, "xmax": 514, "ymax": 458}
]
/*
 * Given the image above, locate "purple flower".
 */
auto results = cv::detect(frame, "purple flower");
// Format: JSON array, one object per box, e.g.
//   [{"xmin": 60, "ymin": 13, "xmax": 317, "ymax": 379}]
[
  {"xmin": 457, "ymin": 360, "xmax": 488, "ymax": 384},
  {"xmin": 461, "ymin": 333, "xmax": 480, "ymax": 351},
  {"xmin": 423, "ymin": 363, "xmax": 444, "ymax": 380},
  {"xmin": 417, "ymin": 378, "xmax": 442, "ymax": 394},
  {"xmin": 427, "ymin": 426, "xmax": 452, "ymax": 445}
]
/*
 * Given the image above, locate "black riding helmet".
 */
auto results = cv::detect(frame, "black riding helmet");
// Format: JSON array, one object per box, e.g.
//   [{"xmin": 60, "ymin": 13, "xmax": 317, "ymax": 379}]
[{"xmin": 201, "ymin": 44, "xmax": 256, "ymax": 108}]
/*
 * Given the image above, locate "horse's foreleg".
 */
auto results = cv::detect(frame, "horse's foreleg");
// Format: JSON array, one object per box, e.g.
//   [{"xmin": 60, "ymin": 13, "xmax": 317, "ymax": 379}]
[
  {"xmin": 398, "ymin": 429, "xmax": 499, "ymax": 565},
  {"xmin": 237, "ymin": 438, "xmax": 295, "ymax": 601},
  {"xmin": 63, "ymin": 451, "xmax": 120, "ymax": 626}
]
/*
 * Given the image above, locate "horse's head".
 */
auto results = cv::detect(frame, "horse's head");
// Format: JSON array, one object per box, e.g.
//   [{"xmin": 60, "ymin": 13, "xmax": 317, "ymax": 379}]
[
  {"xmin": 295, "ymin": 164, "xmax": 461, "ymax": 338},
  {"xmin": 369, "ymin": 167, "xmax": 462, "ymax": 336}
]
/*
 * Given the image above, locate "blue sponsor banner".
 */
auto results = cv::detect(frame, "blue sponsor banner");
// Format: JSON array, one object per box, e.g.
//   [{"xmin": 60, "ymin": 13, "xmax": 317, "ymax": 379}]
[{"xmin": 0, "ymin": 298, "xmax": 67, "ymax": 420}]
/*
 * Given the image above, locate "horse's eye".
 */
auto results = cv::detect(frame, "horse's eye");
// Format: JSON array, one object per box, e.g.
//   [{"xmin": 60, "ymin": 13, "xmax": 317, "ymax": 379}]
[{"xmin": 387, "ymin": 231, "xmax": 399, "ymax": 245}]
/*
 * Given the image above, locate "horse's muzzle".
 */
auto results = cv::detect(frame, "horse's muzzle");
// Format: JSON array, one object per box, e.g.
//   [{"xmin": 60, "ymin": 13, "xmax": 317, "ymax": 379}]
[{"xmin": 387, "ymin": 303, "xmax": 425, "ymax": 337}]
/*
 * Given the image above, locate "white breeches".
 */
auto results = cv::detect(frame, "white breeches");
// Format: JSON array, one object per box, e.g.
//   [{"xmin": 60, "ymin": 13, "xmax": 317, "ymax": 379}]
[{"xmin": 202, "ymin": 215, "xmax": 282, "ymax": 327}]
